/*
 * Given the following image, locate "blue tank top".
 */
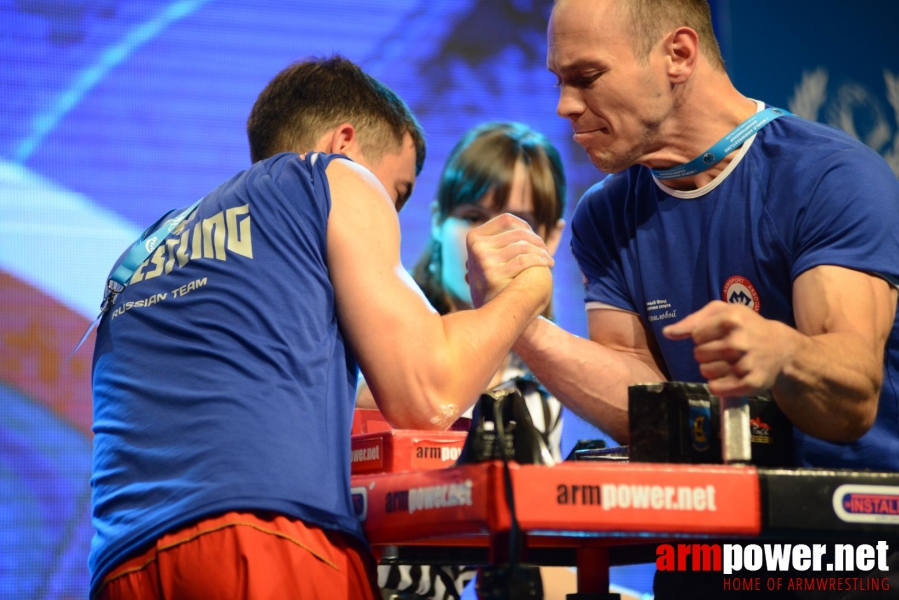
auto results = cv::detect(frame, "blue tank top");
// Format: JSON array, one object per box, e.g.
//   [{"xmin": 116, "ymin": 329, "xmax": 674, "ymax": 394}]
[
  {"xmin": 571, "ymin": 113, "xmax": 899, "ymax": 471},
  {"xmin": 89, "ymin": 153, "xmax": 360, "ymax": 594}
]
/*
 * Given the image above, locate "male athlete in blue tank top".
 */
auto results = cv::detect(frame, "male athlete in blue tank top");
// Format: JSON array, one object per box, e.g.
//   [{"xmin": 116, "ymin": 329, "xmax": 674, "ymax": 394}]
[
  {"xmin": 91, "ymin": 152, "xmax": 364, "ymax": 591},
  {"xmin": 89, "ymin": 57, "xmax": 555, "ymax": 599}
]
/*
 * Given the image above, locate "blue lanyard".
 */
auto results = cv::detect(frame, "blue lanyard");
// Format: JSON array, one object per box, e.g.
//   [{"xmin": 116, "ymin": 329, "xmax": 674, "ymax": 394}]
[
  {"xmin": 106, "ymin": 200, "xmax": 200, "ymax": 290},
  {"xmin": 651, "ymin": 107, "xmax": 792, "ymax": 180},
  {"xmin": 68, "ymin": 200, "xmax": 201, "ymax": 359}
]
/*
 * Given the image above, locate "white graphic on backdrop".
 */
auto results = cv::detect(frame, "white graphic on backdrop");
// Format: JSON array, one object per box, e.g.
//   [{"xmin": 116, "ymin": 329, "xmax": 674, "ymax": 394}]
[
  {"xmin": 0, "ymin": 159, "xmax": 141, "ymax": 319},
  {"xmin": 883, "ymin": 71, "xmax": 899, "ymax": 176},
  {"xmin": 790, "ymin": 68, "xmax": 899, "ymax": 176}
]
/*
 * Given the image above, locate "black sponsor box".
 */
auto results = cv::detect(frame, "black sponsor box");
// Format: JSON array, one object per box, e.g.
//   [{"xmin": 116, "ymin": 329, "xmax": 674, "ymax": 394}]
[
  {"xmin": 759, "ymin": 468, "xmax": 899, "ymax": 536},
  {"xmin": 628, "ymin": 382, "xmax": 794, "ymax": 467}
]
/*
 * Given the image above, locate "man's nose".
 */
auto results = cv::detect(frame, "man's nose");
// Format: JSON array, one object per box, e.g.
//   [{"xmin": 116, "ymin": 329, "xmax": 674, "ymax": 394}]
[{"xmin": 556, "ymin": 85, "xmax": 584, "ymax": 121}]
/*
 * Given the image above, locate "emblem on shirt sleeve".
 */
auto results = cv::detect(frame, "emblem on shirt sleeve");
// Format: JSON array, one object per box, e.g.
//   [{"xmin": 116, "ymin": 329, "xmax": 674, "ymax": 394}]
[{"xmin": 722, "ymin": 276, "xmax": 761, "ymax": 312}]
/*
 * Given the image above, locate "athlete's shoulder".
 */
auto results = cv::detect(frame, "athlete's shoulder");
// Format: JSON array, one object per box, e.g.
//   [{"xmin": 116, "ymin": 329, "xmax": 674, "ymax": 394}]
[
  {"xmin": 243, "ymin": 152, "xmax": 353, "ymax": 199},
  {"xmin": 760, "ymin": 115, "xmax": 897, "ymax": 183},
  {"xmin": 762, "ymin": 113, "xmax": 879, "ymax": 160},
  {"xmin": 325, "ymin": 155, "xmax": 395, "ymax": 212},
  {"xmin": 574, "ymin": 166, "xmax": 645, "ymax": 220}
]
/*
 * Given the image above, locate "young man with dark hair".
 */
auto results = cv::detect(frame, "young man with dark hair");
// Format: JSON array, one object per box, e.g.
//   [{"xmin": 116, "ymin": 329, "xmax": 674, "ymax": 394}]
[
  {"xmin": 89, "ymin": 56, "xmax": 554, "ymax": 599},
  {"xmin": 246, "ymin": 56, "xmax": 427, "ymax": 203}
]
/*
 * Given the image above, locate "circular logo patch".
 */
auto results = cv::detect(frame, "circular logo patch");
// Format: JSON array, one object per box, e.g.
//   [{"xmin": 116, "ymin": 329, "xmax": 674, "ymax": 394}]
[
  {"xmin": 702, "ymin": 152, "xmax": 716, "ymax": 165},
  {"xmin": 722, "ymin": 276, "xmax": 760, "ymax": 312}
]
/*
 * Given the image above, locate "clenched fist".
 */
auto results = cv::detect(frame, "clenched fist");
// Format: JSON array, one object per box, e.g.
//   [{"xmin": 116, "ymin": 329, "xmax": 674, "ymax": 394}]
[{"xmin": 466, "ymin": 214, "xmax": 554, "ymax": 310}]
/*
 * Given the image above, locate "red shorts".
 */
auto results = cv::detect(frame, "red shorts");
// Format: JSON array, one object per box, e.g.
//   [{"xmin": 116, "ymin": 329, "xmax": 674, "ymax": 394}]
[{"xmin": 96, "ymin": 511, "xmax": 380, "ymax": 600}]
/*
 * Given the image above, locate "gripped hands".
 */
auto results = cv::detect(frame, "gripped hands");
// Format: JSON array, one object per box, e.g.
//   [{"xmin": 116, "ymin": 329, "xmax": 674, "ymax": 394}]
[{"xmin": 466, "ymin": 213, "xmax": 554, "ymax": 310}]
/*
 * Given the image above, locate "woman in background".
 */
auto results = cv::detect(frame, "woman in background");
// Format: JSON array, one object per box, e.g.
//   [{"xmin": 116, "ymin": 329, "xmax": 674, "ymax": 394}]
[{"xmin": 358, "ymin": 121, "xmax": 573, "ymax": 599}]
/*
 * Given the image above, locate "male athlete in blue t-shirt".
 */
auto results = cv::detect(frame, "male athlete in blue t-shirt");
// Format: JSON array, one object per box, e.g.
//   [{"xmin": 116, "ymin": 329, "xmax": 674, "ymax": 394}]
[
  {"xmin": 89, "ymin": 57, "xmax": 554, "ymax": 599},
  {"xmin": 473, "ymin": 1, "xmax": 899, "ymax": 596},
  {"xmin": 486, "ymin": 1, "xmax": 899, "ymax": 472}
]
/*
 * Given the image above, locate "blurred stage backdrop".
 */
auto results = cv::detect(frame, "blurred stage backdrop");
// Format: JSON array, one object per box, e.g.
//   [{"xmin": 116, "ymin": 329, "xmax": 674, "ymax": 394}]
[{"xmin": 1, "ymin": 0, "xmax": 896, "ymax": 597}]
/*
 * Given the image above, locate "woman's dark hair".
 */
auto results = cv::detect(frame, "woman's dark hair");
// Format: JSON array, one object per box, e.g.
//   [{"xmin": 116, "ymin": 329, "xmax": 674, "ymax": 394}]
[{"xmin": 412, "ymin": 121, "xmax": 566, "ymax": 316}]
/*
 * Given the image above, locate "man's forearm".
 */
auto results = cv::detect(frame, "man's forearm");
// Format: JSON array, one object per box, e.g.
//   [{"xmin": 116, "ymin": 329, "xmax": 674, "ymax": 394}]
[
  {"xmin": 773, "ymin": 326, "xmax": 882, "ymax": 442},
  {"xmin": 393, "ymin": 268, "xmax": 551, "ymax": 430},
  {"xmin": 662, "ymin": 292, "xmax": 889, "ymax": 444},
  {"xmin": 512, "ymin": 316, "xmax": 665, "ymax": 444}
]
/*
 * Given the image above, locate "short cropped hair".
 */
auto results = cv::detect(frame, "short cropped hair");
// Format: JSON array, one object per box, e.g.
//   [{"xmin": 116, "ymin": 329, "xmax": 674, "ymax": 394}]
[
  {"xmin": 246, "ymin": 56, "xmax": 426, "ymax": 173},
  {"xmin": 619, "ymin": 0, "xmax": 725, "ymax": 70}
]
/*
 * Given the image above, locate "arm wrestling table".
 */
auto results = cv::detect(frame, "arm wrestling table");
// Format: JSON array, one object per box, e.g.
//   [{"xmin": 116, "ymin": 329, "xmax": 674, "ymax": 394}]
[{"xmin": 350, "ymin": 438, "xmax": 899, "ymax": 598}]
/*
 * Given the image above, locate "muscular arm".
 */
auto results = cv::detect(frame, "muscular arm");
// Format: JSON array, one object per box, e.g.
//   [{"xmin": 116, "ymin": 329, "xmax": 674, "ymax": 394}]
[
  {"xmin": 326, "ymin": 159, "xmax": 552, "ymax": 430},
  {"xmin": 777, "ymin": 267, "xmax": 895, "ymax": 440},
  {"xmin": 512, "ymin": 308, "xmax": 667, "ymax": 444},
  {"xmin": 664, "ymin": 266, "xmax": 897, "ymax": 442}
]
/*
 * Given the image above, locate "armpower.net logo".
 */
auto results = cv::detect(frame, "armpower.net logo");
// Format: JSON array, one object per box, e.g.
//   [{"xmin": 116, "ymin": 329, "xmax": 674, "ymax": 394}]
[{"xmin": 656, "ymin": 541, "xmax": 892, "ymax": 593}]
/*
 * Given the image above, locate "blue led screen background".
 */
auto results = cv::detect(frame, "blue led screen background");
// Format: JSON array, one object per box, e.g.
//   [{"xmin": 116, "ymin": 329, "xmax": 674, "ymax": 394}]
[{"xmin": 0, "ymin": 1, "xmax": 896, "ymax": 597}]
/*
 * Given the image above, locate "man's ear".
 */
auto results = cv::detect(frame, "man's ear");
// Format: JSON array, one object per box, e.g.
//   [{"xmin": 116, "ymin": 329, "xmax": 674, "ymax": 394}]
[
  {"xmin": 323, "ymin": 122, "xmax": 362, "ymax": 157},
  {"xmin": 545, "ymin": 218, "xmax": 566, "ymax": 257},
  {"xmin": 665, "ymin": 27, "xmax": 700, "ymax": 84}
]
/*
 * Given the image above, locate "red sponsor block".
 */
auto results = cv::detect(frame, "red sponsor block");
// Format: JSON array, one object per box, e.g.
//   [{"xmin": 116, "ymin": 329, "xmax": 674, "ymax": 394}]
[
  {"xmin": 351, "ymin": 436, "xmax": 385, "ymax": 473},
  {"xmin": 351, "ymin": 430, "xmax": 467, "ymax": 475},
  {"xmin": 354, "ymin": 463, "xmax": 495, "ymax": 544},
  {"xmin": 355, "ymin": 461, "xmax": 761, "ymax": 549},
  {"xmin": 512, "ymin": 462, "xmax": 761, "ymax": 536}
]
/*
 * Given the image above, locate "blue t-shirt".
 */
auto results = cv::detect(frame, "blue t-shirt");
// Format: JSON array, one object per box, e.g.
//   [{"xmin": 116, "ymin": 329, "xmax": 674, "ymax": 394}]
[
  {"xmin": 571, "ymin": 110, "xmax": 899, "ymax": 471},
  {"xmin": 89, "ymin": 153, "xmax": 360, "ymax": 594}
]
